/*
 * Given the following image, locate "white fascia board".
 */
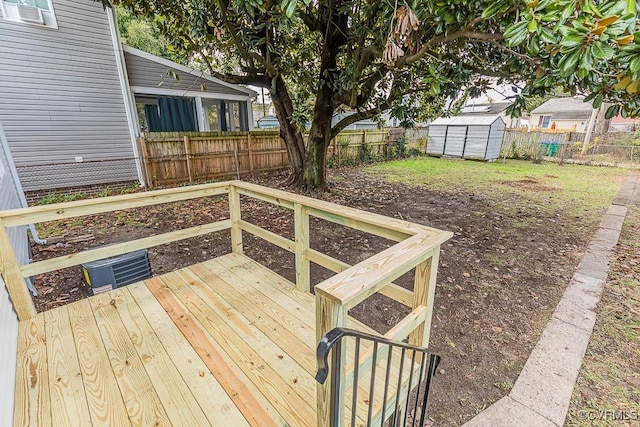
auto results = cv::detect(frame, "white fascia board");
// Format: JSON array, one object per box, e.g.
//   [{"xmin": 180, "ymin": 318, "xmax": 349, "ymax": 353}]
[
  {"xmin": 122, "ymin": 45, "xmax": 258, "ymax": 97},
  {"xmin": 130, "ymin": 86, "xmax": 252, "ymax": 102}
]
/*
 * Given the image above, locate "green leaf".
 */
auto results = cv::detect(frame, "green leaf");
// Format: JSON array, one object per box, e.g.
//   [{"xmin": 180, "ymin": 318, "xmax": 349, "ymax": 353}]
[
  {"xmin": 284, "ymin": 0, "xmax": 297, "ymax": 18},
  {"xmin": 592, "ymin": 41, "xmax": 615, "ymax": 59},
  {"xmin": 481, "ymin": 3, "xmax": 502, "ymax": 19},
  {"xmin": 605, "ymin": 104, "xmax": 619, "ymax": 119},
  {"xmin": 558, "ymin": 49, "xmax": 580, "ymax": 77},
  {"xmin": 528, "ymin": 19, "xmax": 538, "ymax": 33},
  {"xmin": 505, "ymin": 21, "xmax": 530, "ymax": 46}
]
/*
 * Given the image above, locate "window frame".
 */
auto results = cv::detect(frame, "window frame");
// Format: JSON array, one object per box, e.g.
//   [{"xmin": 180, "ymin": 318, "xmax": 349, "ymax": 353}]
[
  {"xmin": 0, "ymin": 0, "xmax": 58, "ymax": 29},
  {"xmin": 541, "ymin": 115, "xmax": 551, "ymax": 128}
]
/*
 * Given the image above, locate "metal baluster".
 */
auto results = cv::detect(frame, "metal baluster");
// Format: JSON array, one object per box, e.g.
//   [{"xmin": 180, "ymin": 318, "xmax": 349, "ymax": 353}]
[
  {"xmin": 351, "ymin": 337, "xmax": 361, "ymax": 427},
  {"xmin": 366, "ymin": 342, "xmax": 379, "ymax": 426},
  {"xmin": 330, "ymin": 339, "xmax": 343, "ymax": 427},
  {"xmin": 393, "ymin": 348, "xmax": 407, "ymax": 427},
  {"xmin": 410, "ymin": 354, "xmax": 427, "ymax": 427},
  {"xmin": 380, "ymin": 345, "xmax": 394, "ymax": 425},
  {"xmin": 418, "ymin": 354, "xmax": 440, "ymax": 427},
  {"xmin": 402, "ymin": 351, "xmax": 417, "ymax": 427}
]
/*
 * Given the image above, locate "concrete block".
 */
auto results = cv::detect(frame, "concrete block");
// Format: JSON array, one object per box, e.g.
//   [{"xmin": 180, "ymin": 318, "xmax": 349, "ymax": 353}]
[
  {"xmin": 510, "ymin": 318, "xmax": 591, "ymax": 426},
  {"xmin": 606, "ymin": 205, "xmax": 627, "ymax": 217},
  {"xmin": 463, "ymin": 397, "xmax": 557, "ymax": 427},
  {"xmin": 599, "ymin": 214, "xmax": 625, "ymax": 232},
  {"xmin": 590, "ymin": 227, "xmax": 621, "ymax": 250},
  {"xmin": 576, "ymin": 251, "xmax": 610, "ymax": 280},
  {"xmin": 552, "ymin": 289, "xmax": 597, "ymax": 332}
]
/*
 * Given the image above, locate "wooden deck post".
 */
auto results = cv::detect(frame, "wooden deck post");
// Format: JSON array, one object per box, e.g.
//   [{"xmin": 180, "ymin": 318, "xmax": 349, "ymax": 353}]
[
  {"xmin": 183, "ymin": 136, "xmax": 193, "ymax": 183},
  {"xmin": 408, "ymin": 246, "xmax": 440, "ymax": 348},
  {"xmin": 316, "ymin": 294, "xmax": 346, "ymax": 427},
  {"xmin": 228, "ymin": 185, "xmax": 243, "ymax": 254},
  {"xmin": 0, "ymin": 219, "xmax": 36, "ymax": 320},
  {"xmin": 294, "ymin": 203, "xmax": 310, "ymax": 292}
]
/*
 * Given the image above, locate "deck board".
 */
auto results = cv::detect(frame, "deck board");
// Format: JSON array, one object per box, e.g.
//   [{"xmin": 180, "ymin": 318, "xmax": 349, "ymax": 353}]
[
  {"xmin": 15, "ymin": 253, "xmax": 415, "ymax": 426},
  {"xmin": 67, "ymin": 299, "xmax": 130, "ymax": 426}
]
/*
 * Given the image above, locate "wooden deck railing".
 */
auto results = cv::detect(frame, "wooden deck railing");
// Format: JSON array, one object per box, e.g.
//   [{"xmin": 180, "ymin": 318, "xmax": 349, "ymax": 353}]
[{"xmin": 0, "ymin": 180, "xmax": 452, "ymax": 426}]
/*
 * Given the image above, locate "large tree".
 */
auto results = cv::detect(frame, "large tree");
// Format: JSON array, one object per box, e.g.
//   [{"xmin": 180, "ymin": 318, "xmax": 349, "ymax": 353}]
[{"xmin": 103, "ymin": 0, "xmax": 640, "ymax": 191}]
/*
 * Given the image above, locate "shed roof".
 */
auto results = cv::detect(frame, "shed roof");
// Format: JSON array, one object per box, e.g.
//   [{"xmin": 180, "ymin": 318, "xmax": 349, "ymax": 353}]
[
  {"xmin": 430, "ymin": 115, "xmax": 505, "ymax": 126},
  {"xmin": 530, "ymin": 97, "xmax": 592, "ymax": 114}
]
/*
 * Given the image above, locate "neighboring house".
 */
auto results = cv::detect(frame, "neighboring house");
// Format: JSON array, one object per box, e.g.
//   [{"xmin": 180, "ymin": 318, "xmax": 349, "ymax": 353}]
[
  {"xmin": 460, "ymin": 101, "xmax": 525, "ymax": 128},
  {"xmin": 608, "ymin": 115, "xmax": 638, "ymax": 132},
  {"xmin": 529, "ymin": 97, "xmax": 593, "ymax": 132},
  {"xmin": 0, "ymin": 0, "xmax": 255, "ymax": 192}
]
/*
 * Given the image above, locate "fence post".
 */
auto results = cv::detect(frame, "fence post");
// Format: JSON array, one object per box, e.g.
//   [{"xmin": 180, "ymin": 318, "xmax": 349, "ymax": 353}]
[
  {"xmin": 247, "ymin": 132, "xmax": 254, "ymax": 172},
  {"xmin": 294, "ymin": 203, "xmax": 310, "ymax": 292},
  {"xmin": 137, "ymin": 136, "xmax": 153, "ymax": 189},
  {"xmin": 183, "ymin": 135, "xmax": 193, "ymax": 183}
]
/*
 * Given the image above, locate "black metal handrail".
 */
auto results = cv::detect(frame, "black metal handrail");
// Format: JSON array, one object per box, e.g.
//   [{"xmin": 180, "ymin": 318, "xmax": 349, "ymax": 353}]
[{"xmin": 316, "ymin": 327, "xmax": 441, "ymax": 427}]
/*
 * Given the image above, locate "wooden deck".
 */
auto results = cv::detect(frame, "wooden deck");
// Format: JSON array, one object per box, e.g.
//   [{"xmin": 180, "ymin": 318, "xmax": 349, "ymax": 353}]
[{"xmin": 14, "ymin": 254, "xmax": 413, "ymax": 427}]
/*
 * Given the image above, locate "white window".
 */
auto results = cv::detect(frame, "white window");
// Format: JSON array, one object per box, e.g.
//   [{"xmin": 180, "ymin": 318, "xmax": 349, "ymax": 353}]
[
  {"xmin": 541, "ymin": 115, "xmax": 551, "ymax": 128},
  {"xmin": 0, "ymin": 0, "xmax": 57, "ymax": 29}
]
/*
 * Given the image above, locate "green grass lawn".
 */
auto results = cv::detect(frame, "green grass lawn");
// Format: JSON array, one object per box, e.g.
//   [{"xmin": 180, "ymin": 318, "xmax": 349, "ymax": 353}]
[{"xmin": 368, "ymin": 157, "xmax": 629, "ymax": 217}]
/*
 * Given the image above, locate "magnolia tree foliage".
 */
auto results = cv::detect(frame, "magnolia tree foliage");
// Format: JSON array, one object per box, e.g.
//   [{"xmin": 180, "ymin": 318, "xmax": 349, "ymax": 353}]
[{"xmin": 102, "ymin": 0, "xmax": 640, "ymax": 190}]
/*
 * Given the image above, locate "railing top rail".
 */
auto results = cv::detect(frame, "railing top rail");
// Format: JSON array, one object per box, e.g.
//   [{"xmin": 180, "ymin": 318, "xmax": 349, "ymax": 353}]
[
  {"xmin": 231, "ymin": 181, "xmax": 446, "ymax": 238},
  {"xmin": 0, "ymin": 182, "xmax": 231, "ymax": 227},
  {"xmin": 315, "ymin": 232, "xmax": 451, "ymax": 308}
]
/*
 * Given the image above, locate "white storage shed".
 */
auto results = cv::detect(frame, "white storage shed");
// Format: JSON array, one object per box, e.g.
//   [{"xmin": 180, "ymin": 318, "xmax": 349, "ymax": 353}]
[{"xmin": 426, "ymin": 115, "xmax": 506, "ymax": 160}]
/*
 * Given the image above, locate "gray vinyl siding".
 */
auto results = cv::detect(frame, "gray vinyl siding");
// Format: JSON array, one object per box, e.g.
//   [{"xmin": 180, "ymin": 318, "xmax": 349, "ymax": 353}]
[
  {"xmin": 0, "ymin": 0, "xmax": 138, "ymax": 191},
  {"xmin": 486, "ymin": 120, "xmax": 506, "ymax": 160},
  {"xmin": 0, "ymin": 129, "xmax": 26, "ymax": 427},
  {"xmin": 124, "ymin": 51, "xmax": 248, "ymax": 97}
]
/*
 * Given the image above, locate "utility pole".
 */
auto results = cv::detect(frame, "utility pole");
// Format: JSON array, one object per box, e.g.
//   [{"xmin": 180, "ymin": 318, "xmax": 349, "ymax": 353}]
[{"xmin": 581, "ymin": 104, "xmax": 602, "ymax": 155}]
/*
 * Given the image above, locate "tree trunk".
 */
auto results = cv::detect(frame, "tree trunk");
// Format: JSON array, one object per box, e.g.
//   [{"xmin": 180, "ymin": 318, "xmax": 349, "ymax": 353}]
[
  {"xmin": 270, "ymin": 75, "xmax": 305, "ymax": 186},
  {"xmin": 302, "ymin": 85, "xmax": 335, "ymax": 192}
]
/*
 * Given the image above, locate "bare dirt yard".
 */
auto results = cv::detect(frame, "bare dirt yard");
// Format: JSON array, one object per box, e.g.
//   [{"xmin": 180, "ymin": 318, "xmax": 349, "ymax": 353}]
[{"xmin": 30, "ymin": 158, "xmax": 629, "ymax": 425}]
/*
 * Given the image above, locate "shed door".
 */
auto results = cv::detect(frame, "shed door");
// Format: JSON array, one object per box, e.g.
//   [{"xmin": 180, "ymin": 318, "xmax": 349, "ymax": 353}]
[{"xmin": 443, "ymin": 126, "xmax": 467, "ymax": 157}]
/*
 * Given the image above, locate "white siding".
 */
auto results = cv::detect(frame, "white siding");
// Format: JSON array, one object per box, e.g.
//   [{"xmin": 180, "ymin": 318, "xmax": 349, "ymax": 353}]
[
  {"xmin": 0, "ymin": 0, "xmax": 138, "ymax": 190},
  {"xmin": 0, "ymin": 126, "xmax": 26, "ymax": 427}
]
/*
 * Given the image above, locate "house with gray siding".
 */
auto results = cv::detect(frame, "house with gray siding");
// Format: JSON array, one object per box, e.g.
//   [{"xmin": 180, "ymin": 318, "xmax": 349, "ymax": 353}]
[{"xmin": 0, "ymin": 0, "xmax": 255, "ymax": 192}]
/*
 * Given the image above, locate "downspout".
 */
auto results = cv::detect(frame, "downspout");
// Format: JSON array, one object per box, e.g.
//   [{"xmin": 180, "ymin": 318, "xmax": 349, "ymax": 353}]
[
  {"xmin": 107, "ymin": 7, "xmax": 146, "ymax": 187},
  {"xmin": 0, "ymin": 121, "xmax": 46, "ymax": 245}
]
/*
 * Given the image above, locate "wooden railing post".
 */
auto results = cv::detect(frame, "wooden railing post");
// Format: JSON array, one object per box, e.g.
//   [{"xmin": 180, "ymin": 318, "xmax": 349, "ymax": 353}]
[
  {"xmin": 228, "ymin": 185, "xmax": 243, "ymax": 254},
  {"xmin": 0, "ymin": 219, "xmax": 36, "ymax": 320},
  {"xmin": 408, "ymin": 246, "xmax": 440, "ymax": 348},
  {"xmin": 183, "ymin": 135, "xmax": 193, "ymax": 183},
  {"xmin": 294, "ymin": 203, "xmax": 310, "ymax": 292},
  {"xmin": 316, "ymin": 293, "xmax": 346, "ymax": 427}
]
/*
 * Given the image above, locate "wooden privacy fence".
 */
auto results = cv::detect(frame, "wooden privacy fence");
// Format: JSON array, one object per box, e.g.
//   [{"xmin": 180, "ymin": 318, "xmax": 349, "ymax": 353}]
[{"xmin": 138, "ymin": 129, "xmax": 427, "ymax": 188}]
